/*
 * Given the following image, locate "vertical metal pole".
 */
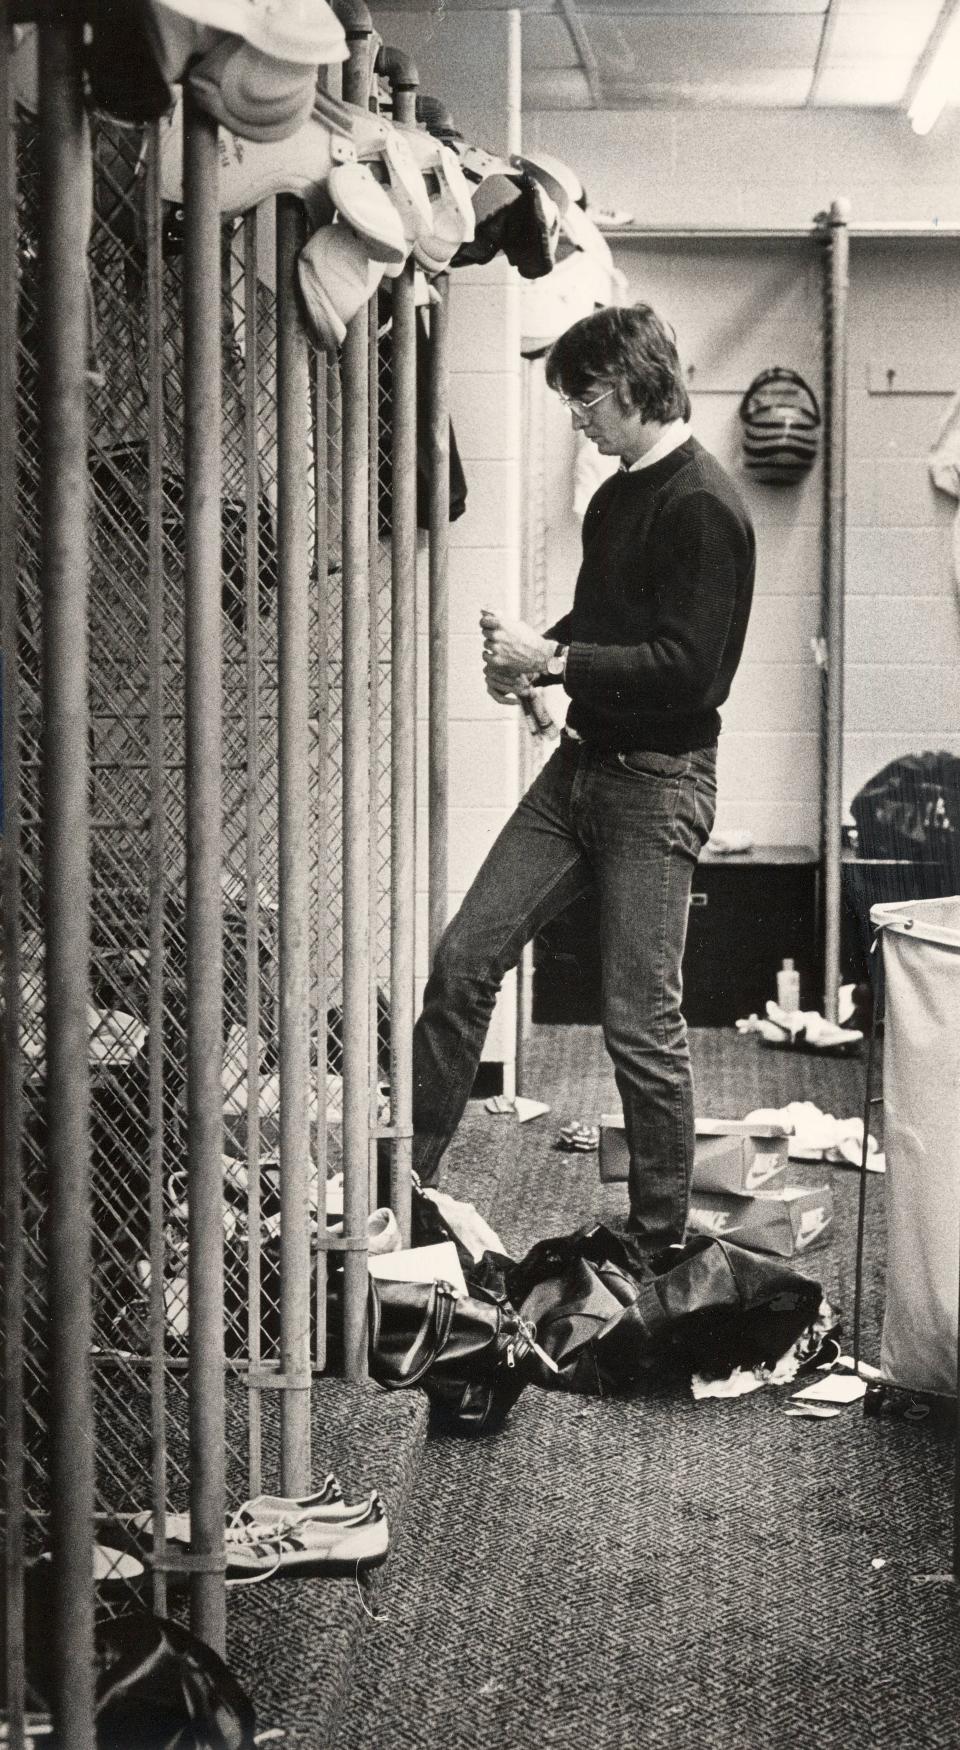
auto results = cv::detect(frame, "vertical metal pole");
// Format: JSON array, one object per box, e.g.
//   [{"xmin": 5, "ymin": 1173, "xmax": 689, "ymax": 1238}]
[
  {"xmin": 0, "ymin": 17, "xmax": 25, "ymax": 1745},
  {"xmin": 515, "ymin": 358, "xmax": 538, "ymax": 1098},
  {"xmin": 367, "ymin": 293, "xmax": 381, "ymax": 1211},
  {"xmin": 312, "ymin": 352, "xmax": 330, "ymax": 1371},
  {"xmin": 340, "ymin": 7, "xmax": 373, "ymax": 1379},
  {"xmin": 182, "ymin": 90, "xmax": 226, "ymax": 1653},
  {"xmin": 37, "ymin": 14, "xmax": 96, "ymax": 1747},
  {"xmin": 242, "ymin": 209, "xmax": 264, "ymax": 1496},
  {"xmin": 822, "ymin": 197, "xmax": 849, "ymax": 1024},
  {"xmin": 144, "ymin": 122, "xmax": 170, "ymax": 1618},
  {"xmin": 275, "ymin": 194, "xmax": 312, "ymax": 1486},
  {"xmin": 427, "ymin": 276, "xmax": 451, "ymax": 961},
  {"xmin": 387, "ymin": 66, "xmax": 418, "ymax": 1245}
]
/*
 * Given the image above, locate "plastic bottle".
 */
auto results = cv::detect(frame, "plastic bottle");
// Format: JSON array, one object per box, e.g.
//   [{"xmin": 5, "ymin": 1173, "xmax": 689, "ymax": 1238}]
[{"xmin": 776, "ymin": 957, "xmax": 800, "ymax": 1012}]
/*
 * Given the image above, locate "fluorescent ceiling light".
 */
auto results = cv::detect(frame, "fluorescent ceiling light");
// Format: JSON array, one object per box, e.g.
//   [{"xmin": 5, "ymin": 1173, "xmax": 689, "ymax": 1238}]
[{"xmin": 908, "ymin": 3, "xmax": 960, "ymax": 135}]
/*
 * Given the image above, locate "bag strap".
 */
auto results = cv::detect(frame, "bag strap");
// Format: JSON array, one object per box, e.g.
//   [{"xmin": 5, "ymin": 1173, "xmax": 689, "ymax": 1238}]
[{"xmin": 738, "ymin": 367, "xmax": 821, "ymax": 426}]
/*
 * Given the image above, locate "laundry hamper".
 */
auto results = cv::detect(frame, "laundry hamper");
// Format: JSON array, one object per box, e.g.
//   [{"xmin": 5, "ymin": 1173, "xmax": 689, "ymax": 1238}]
[{"xmin": 871, "ymin": 896, "xmax": 960, "ymax": 1397}]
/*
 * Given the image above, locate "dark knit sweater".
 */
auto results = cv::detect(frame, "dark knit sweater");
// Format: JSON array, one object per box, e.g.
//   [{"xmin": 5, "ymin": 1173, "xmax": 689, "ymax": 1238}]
[{"xmin": 544, "ymin": 436, "xmax": 755, "ymax": 753}]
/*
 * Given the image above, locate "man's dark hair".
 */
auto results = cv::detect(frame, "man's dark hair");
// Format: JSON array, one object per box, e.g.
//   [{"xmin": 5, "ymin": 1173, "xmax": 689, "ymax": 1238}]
[{"xmin": 545, "ymin": 303, "xmax": 691, "ymax": 424}]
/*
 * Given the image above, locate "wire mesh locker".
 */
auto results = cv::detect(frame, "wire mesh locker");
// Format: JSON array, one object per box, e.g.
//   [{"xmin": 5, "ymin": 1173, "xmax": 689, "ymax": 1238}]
[{"xmin": 1, "ymin": 13, "xmax": 420, "ymax": 1736}]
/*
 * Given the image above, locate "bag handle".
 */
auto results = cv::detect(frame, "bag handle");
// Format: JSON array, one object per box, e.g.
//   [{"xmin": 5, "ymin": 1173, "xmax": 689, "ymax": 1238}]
[
  {"xmin": 370, "ymin": 1279, "xmax": 461, "ymax": 1389},
  {"xmin": 738, "ymin": 367, "xmax": 821, "ymax": 426}
]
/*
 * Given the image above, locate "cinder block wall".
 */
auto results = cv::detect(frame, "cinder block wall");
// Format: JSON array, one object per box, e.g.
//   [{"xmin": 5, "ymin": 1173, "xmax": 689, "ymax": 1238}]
[{"xmin": 524, "ymin": 105, "xmax": 960, "ymax": 843}]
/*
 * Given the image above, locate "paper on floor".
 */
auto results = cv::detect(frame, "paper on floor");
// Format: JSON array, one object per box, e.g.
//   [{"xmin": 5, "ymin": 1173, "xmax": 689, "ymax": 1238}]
[
  {"xmin": 367, "ymin": 1240, "xmax": 468, "ymax": 1298},
  {"xmin": 792, "ymin": 1372, "xmax": 868, "ymax": 1405}
]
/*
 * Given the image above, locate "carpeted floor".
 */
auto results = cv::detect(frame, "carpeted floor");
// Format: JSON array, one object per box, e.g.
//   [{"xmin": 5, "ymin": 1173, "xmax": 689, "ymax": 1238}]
[{"xmin": 332, "ymin": 1024, "xmax": 960, "ymax": 1750}]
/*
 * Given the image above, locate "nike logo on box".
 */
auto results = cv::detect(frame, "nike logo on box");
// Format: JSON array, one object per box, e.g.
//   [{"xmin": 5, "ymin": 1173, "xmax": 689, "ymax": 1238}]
[{"xmin": 796, "ymin": 1208, "xmax": 831, "ymax": 1248}]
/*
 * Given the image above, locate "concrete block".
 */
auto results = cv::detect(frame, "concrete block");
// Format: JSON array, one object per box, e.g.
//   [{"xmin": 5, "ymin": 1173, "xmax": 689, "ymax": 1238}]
[
  {"xmin": 448, "ymin": 460, "xmax": 521, "ymax": 549},
  {"xmin": 449, "ymin": 373, "xmax": 521, "ymax": 463},
  {"xmin": 721, "ymin": 663, "xmax": 820, "ymax": 734},
  {"xmin": 875, "ymin": 456, "xmax": 947, "ymax": 527},
  {"xmin": 716, "ymin": 731, "xmax": 820, "ymax": 803},
  {"xmin": 846, "ymin": 527, "xmax": 950, "ymax": 596}
]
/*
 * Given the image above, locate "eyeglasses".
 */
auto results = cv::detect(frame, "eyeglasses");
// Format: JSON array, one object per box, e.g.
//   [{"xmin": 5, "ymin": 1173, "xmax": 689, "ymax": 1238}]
[{"xmin": 557, "ymin": 387, "xmax": 615, "ymax": 417}]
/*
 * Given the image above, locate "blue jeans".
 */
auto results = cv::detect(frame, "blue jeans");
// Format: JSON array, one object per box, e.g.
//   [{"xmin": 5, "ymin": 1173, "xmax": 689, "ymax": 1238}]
[{"xmin": 413, "ymin": 736, "xmax": 718, "ymax": 1248}]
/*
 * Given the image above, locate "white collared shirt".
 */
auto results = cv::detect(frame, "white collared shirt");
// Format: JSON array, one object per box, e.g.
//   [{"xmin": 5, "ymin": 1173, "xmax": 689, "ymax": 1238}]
[{"xmin": 624, "ymin": 419, "xmax": 692, "ymax": 473}]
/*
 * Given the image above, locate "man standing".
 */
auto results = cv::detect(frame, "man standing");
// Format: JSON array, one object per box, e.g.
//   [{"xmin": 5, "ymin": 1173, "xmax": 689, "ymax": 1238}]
[{"xmin": 412, "ymin": 303, "xmax": 755, "ymax": 1249}]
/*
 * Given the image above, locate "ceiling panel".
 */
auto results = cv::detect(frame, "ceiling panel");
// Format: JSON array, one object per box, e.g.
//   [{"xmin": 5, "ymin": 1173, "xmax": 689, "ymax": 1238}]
[
  {"xmin": 583, "ymin": 15, "xmax": 825, "ymax": 76},
  {"xmin": 565, "ymin": 0, "xmax": 829, "ymax": 13},
  {"xmin": 599, "ymin": 67, "xmax": 815, "ymax": 104},
  {"xmin": 417, "ymin": 0, "xmax": 953, "ymax": 116}
]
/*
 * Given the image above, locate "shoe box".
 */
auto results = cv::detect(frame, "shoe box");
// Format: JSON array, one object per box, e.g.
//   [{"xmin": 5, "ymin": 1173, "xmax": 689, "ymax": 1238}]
[
  {"xmin": 686, "ymin": 1183, "xmax": 834, "ymax": 1258},
  {"xmin": 598, "ymin": 1114, "xmax": 791, "ymax": 1191},
  {"xmin": 533, "ymin": 845, "xmax": 821, "ymax": 1027}
]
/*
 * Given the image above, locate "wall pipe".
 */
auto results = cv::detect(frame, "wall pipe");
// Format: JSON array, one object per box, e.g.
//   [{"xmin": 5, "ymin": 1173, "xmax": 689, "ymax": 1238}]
[
  {"xmin": 181, "ymin": 90, "xmax": 227, "ymax": 1653},
  {"xmin": 275, "ymin": 193, "xmax": 313, "ymax": 1488},
  {"xmin": 379, "ymin": 44, "xmax": 418, "ymax": 1242},
  {"xmin": 36, "ymin": 15, "xmax": 96, "ymax": 1746},
  {"xmin": 427, "ymin": 276, "xmax": 451, "ymax": 961},
  {"xmin": 821, "ymin": 197, "xmax": 849, "ymax": 1023},
  {"xmin": 0, "ymin": 17, "xmax": 26, "ymax": 1745},
  {"xmin": 337, "ymin": 0, "xmax": 374, "ymax": 1379}
]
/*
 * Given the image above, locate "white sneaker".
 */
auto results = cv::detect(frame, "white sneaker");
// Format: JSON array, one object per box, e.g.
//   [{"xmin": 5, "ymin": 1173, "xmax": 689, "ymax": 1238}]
[
  {"xmin": 230, "ymin": 1486, "xmax": 381, "ymax": 1532},
  {"xmin": 224, "ymin": 1495, "xmax": 389, "ymax": 1582}
]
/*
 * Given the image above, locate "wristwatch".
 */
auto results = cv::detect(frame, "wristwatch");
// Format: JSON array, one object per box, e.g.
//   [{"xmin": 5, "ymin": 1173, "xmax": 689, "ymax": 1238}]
[{"xmin": 545, "ymin": 642, "xmax": 569, "ymax": 678}]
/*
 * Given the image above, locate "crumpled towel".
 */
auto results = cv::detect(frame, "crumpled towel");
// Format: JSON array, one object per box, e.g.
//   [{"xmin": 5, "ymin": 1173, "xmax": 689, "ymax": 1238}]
[
  {"xmin": 705, "ymin": 828, "xmax": 754, "ymax": 855},
  {"xmin": 929, "ymin": 389, "xmax": 960, "ymax": 593},
  {"xmin": 742, "ymin": 1099, "xmax": 883, "ymax": 1169},
  {"xmin": 736, "ymin": 1000, "xmax": 862, "ymax": 1053}
]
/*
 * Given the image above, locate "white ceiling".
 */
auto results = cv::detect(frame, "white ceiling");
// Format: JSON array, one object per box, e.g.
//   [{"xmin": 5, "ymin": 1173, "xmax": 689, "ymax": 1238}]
[{"xmin": 394, "ymin": 0, "xmax": 960, "ymax": 115}]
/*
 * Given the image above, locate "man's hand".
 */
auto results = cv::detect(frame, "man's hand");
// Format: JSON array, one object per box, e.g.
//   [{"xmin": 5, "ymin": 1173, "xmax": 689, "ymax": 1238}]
[
  {"xmin": 485, "ymin": 670, "xmax": 533, "ymax": 706},
  {"xmin": 480, "ymin": 608, "xmax": 555, "ymax": 684}
]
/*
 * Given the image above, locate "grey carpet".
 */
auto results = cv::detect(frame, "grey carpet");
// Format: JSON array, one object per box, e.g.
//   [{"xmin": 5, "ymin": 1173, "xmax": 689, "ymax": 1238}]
[{"xmin": 331, "ymin": 1025, "xmax": 960, "ymax": 1750}]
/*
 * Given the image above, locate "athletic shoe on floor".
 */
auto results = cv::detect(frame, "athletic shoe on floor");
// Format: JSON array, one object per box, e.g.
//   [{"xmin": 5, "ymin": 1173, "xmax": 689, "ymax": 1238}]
[
  {"xmin": 235, "ymin": 1472, "xmax": 343, "ymax": 1518},
  {"xmin": 225, "ymin": 1495, "xmax": 389, "ymax": 1582},
  {"xmin": 157, "ymin": 0, "xmax": 348, "ymax": 67},
  {"xmin": 230, "ymin": 1488, "xmax": 382, "ymax": 1534}
]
